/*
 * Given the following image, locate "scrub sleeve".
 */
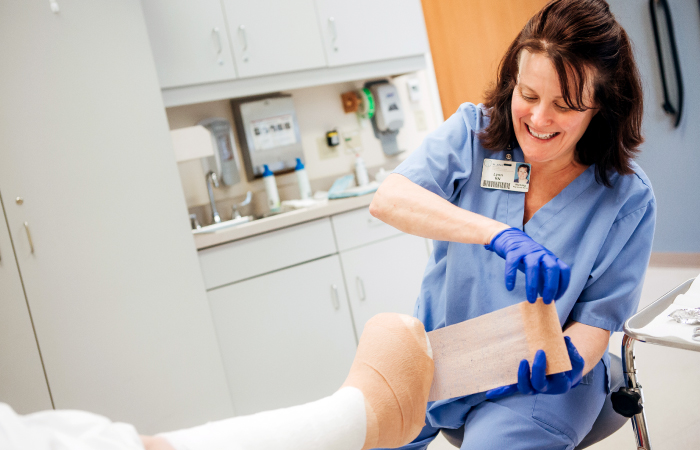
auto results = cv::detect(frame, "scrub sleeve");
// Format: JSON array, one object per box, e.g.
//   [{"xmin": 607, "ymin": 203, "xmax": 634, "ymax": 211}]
[{"xmin": 384, "ymin": 103, "xmax": 656, "ymax": 450}]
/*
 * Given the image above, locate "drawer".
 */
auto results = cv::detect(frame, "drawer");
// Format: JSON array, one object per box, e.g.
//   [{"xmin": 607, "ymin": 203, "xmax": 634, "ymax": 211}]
[
  {"xmin": 199, "ymin": 218, "xmax": 336, "ymax": 290},
  {"xmin": 331, "ymin": 207, "xmax": 402, "ymax": 252}
]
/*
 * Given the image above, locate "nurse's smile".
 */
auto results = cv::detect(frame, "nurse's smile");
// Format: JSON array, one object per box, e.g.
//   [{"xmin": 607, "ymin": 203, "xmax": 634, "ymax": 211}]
[{"xmin": 511, "ymin": 50, "xmax": 598, "ymax": 169}]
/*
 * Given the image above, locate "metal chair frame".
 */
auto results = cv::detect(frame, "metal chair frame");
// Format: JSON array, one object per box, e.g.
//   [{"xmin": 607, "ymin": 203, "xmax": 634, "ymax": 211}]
[{"xmin": 618, "ymin": 277, "xmax": 698, "ymax": 450}]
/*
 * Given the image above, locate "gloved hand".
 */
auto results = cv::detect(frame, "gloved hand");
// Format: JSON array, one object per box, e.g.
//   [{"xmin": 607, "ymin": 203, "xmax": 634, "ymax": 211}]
[
  {"xmin": 484, "ymin": 227, "xmax": 570, "ymax": 303},
  {"xmin": 485, "ymin": 336, "xmax": 585, "ymax": 399}
]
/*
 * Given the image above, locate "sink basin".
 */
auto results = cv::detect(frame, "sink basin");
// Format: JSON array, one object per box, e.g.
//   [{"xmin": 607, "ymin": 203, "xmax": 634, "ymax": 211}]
[{"xmin": 192, "ymin": 216, "xmax": 253, "ymax": 234}]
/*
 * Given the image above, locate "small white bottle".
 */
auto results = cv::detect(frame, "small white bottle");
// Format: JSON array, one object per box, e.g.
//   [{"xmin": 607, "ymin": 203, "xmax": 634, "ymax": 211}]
[
  {"xmin": 354, "ymin": 154, "xmax": 370, "ymax": 187},
  {"xmin": 262, "ymin": 164, "xmax": 281, "ymax": 212},
  {"xmin": 295, "ymin": 158, "xmax": 312, "ymax": 200}
]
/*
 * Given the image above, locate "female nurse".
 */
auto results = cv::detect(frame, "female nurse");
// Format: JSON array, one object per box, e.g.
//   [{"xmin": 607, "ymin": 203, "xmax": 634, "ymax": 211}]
[{"xmin": 370, "ymin": 0, "xmax": 656, "ymax": 448}]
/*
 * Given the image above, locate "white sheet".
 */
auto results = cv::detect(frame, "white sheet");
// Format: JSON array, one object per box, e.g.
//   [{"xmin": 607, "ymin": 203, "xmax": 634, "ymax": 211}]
[
  {"xmin": 0, "ymin": 403, "xmax": 142, "ymax": 450},
  {"xmin": 637, "ymin": 274, "xmax": 700, "ymax": 346}
]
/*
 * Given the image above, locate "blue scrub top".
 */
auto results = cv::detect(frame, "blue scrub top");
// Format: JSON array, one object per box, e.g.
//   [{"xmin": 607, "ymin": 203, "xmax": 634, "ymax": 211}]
[{"xmin": 394, "ymin": 103, "xmax": 656, "ymax": 427}]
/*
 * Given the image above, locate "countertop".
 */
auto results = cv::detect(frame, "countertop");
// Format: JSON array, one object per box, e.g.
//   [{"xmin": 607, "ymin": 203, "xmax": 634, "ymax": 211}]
[{"xmin": 193, "ymin": 193, "xmax": 375, "ymax": 250}]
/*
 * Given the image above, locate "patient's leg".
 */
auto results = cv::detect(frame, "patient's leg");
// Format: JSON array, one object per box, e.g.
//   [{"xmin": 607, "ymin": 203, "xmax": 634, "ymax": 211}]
[{"xmin": 150, "ymin": 313, "xmax": 433, "ymax": 450}]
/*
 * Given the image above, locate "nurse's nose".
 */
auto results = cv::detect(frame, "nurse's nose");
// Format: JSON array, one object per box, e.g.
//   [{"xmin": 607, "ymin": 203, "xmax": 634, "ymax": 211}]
[{"xmin": 530, "ymin": 102, "xmax": 554, "ymax": 129}]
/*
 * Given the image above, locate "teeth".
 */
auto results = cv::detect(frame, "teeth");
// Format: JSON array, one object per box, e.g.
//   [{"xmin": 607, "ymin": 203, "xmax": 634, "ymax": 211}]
[{"xmin": 527, "ymin": 125, "xmax": 556, "ymax": 140}]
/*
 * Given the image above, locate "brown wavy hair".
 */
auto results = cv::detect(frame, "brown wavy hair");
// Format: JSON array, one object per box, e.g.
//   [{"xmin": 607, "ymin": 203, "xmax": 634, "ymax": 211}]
[{"xmin": 478, "ymin": 0, "xmax": 643, "ymax": 186}]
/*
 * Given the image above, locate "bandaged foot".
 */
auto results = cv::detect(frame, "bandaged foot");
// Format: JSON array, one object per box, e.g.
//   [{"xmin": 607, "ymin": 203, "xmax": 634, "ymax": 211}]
[
  {"xmin": 342, "ymin": 313, "xmax": 434, "ymax": 450},
  {"xmin": 159, "ymin": 313, "xmax": 433, "ymax": 450}
]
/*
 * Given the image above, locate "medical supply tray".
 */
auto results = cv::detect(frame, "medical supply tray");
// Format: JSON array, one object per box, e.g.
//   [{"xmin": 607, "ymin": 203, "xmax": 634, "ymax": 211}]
[{"xmin": 623, "ymin": 278, "xmax": 699, "ymax": 352}]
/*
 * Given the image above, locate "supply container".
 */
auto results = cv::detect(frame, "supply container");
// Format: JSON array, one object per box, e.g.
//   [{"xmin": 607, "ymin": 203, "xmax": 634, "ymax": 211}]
[
  {"xmin": 354, "ymin": 154, "xmax": 370, "ymax": 187},
  {"xmin": 295, "ymin": 158, "xmax": 312, "ymax": 200},
  {"xmin": 262, "ymin": 164, "xmax": 281, "ymax": 212}
]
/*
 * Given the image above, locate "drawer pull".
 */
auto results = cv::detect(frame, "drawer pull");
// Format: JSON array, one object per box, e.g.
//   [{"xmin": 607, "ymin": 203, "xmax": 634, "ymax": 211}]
[
  {"xmin": 356, "ymin": 276, "xmax": 366, "ymax": 301},
  {"xmin": 331, "ymin": 284, "xmax": 340, "ymax": 310}
]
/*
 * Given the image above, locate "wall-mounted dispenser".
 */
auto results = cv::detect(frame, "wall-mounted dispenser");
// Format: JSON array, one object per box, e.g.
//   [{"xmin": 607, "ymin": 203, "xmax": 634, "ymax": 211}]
[
  {"xmin": 231, "ymin": 94, "xmax": 304, "ymax": 180},
  {"xmin": 366, "ymin": 80, "xmax": 404, "ymax": 156},
  {"xmin": 198, "ymin": 117, "xmax": 242, "ymax": 186},
  {"xmin": 340, "ymin": 80, "xmax": 404, "ymax": 155}
]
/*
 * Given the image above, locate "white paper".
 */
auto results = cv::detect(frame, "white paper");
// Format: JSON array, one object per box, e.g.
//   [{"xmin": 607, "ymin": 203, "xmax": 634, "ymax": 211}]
[{"xmin": 250, "ymin": 114, "xmax": 297, "ymax": 151}]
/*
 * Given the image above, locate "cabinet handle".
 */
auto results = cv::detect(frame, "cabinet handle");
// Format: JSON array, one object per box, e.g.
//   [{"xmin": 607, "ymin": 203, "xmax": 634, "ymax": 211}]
[
  {"xmin": 212, "ymin": 27, "xmax": 224, "ymax": 65},
  {"xmin": 331, "ymin": 284, "xmax": 340, "ymax": 310},
  {"xmin": 239, "ymin": 25, "xmax": 248, "ymax": 51},
  {"xmin": 24, "ymin": 222, "xmax": 34, "ymax": 254},
  {"xmin": 238, "ymin": 25, "xmax": 249, "ymax": 62},
  {"xmin": 212, "ymin": 27, "xmax": 223, "ymax": 54},
  {"xmin": 356, "ymin": 276, "xmax": 366, "ymax": 301},
  {"xmin": 328, "ymin": 17, "xmax": 339, "ymax": 51}
]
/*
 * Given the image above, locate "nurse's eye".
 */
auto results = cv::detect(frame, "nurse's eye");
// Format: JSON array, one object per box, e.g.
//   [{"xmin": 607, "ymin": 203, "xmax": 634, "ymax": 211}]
[
  {"xmin": 554, "ymin": 103, "xmax": 571, "ymax": 112},
  {"xmin": 521, "ymin": 95, "xmax": 537, "ymax": 102}
]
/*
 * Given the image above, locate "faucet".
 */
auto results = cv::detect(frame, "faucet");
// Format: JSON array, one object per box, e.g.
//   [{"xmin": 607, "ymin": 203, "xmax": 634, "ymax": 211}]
[
  {"xmin": 232, "ymin": 191, "xmax": 253, "ymax": 219},
  {"xmin": 206, "ymin": 171, "xmax": 221, "ymax": 224}
]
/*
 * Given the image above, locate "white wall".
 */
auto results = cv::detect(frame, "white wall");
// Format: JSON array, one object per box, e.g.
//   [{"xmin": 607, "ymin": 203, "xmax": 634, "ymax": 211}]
[
  {"xmin": 608, "ymin": 0, "xmax": 700, "ymax": 253},
  {"xmin": 165, "ymin": 70, "xmax": 440, "ymax": 217}
]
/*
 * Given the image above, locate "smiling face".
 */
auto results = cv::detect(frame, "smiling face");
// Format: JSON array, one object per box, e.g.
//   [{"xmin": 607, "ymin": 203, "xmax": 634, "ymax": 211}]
[
  {"xmin": 517, "ymin": 166, "xmax": 529, "ymax": 181},
  {"xmin": 511, "ymin": 50, "xmax": 598, "ymax": 167}
]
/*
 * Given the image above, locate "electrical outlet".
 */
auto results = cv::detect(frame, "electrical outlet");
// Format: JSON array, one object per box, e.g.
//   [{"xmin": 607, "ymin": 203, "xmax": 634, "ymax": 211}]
[
  {"xmin": 317, "ymin": 136, "xmax": 340, "ymax": 160},
  {"xmin": 341, "ymin": 129, "xmax": 363, "ymax": 154}
]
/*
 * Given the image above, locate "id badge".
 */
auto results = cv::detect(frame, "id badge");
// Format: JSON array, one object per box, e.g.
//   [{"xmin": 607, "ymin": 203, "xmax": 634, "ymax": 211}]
[{"xmin": 481, "ymin": 159, "xmax": 530, "ymax": 192}]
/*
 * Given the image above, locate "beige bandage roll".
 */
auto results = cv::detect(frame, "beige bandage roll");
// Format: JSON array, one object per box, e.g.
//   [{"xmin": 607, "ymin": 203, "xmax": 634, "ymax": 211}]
[{"xmin": 342, "ymin": 313, "xmax": 434, "ymax": 450}]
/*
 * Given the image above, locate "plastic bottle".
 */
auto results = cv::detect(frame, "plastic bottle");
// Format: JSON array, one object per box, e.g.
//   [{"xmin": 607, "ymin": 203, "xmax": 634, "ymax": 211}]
[
  {"xmin": 354, "ymin": 154, "xmax": 370, "ymax": 187},
  {"xmin": 262, "ymin": 164, "xmax": 281, "ymax": 212},
  {"xmin": 295, "ymin": 158, "xmax": 312, "ymax": 200}
]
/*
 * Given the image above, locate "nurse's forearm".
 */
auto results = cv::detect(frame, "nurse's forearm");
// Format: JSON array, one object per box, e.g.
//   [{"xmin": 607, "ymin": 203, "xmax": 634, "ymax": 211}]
[
  {"xmin": 370, "ymin": 174, "xmax": 510, "ymax": 245},
  {"xmin": 563, "ymin": 321, "xmax": 610, "ymax": 375}
]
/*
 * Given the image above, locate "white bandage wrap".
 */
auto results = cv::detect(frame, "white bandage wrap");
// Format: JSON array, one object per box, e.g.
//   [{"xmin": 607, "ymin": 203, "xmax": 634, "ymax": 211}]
[{"xmin": 159, "ymin": 387, "xmax": 367, "ymax": 450}]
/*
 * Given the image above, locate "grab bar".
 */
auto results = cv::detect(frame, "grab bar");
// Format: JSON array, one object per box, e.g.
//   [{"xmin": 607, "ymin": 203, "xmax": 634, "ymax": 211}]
[{"xmin": 649, "ymin": 0, "xmax": 684, "ymax": 127}]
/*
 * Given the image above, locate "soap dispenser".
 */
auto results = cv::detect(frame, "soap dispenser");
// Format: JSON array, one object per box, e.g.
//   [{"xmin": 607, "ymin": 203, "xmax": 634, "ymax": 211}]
[
  {"xmin": 262, "ymin": 164, "xmax": 281, "ymax": 212},
  {"xmin": 295, "ymin": 158, "xmax": 312, "ymax": 200}
]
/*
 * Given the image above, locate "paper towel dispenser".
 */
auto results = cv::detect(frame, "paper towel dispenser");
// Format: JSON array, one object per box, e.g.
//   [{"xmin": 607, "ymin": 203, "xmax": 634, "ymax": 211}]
[{"xmin": 231, "ymin": 94, "xmax": 304, "ymax": 180}]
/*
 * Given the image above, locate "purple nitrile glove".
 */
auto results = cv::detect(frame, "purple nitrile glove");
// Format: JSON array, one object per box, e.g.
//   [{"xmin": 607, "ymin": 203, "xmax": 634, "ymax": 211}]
[
  {"xmin": 485, "ymin": 336, "xmax": 585, "ymax": 399},
  {"xmin": 484, "ymin": 227, "xmax": 571, "ymax": 303}
]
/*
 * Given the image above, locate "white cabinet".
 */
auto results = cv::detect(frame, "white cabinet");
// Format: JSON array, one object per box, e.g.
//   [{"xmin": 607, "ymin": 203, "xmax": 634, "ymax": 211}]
[
  {"xmin": 143, "ymin": 0, "xmax": 430, "ymax": 105},
  {"xmin": 199, "ymin": 218, "xmax": 336, "ymax": 290},
  {"xmin": 314, "ymin": 0, "xmax": 428, "ymax": 67},
  {"xmin": 221, "ymin": 0, "xmax": 327, "ymax": 78},
  {"xmin": 208, "ymin": 255, "xmax": 357, "ymax": 415},
  {"xmin": 141, "ymin": 0, "xmax": 238, "ymax": 88},
  {"xmin": 0, "ymin": 200, "xmax": 52, "ymax": 414},
  {"xmin": 340, "ymin": 234, "xmax": 429, "ymax": 336},
  {"xmin": 0, "ymin": 2, "xmax": 232, "ymax": 433}
]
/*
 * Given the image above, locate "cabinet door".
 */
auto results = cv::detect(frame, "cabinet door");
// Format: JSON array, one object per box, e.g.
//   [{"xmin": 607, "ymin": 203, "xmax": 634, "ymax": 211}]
[
  {"xmin": 0, "ymin": 2, "xmax": 233, "ymax": 433},
  {"xmin": 315, "ymin": 0, "xmax": 428, "ymax": 67},
  {"xmin": 340, "ymin": 234, "xmax": 429, "ymax": 336},
  {"xmin": 222, "ymin": 0, "xmax": 327, "ymax": 78},
  {"xmin": 0, "ymin": 196, "xmax": 52, "ymax": 414},
  {"xmin": 209, "ymin": 255, "xmax": 357, "ymax": 416},
  {"xmin": 142, "ymin": 0, "xmax": 237, "ymax": 88}
]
